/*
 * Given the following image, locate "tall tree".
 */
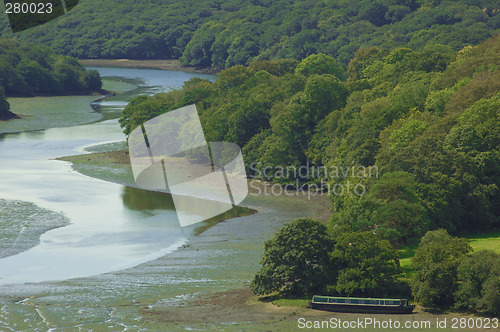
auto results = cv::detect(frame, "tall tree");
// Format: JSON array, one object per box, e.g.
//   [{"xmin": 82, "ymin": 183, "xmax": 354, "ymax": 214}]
[
  {"xmin": 410, "ymin": 229, "xmax": 472, "ymax": 307},
  {"xmin": 331, "ymin": 231, "xmax": 400, "ymax": 297},
  {"xmin": 250, "ymin": 218, "xmax": 336, "ymax": 296}
]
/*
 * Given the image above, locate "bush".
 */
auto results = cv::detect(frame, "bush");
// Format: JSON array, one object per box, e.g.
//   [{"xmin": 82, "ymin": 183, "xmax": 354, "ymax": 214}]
[
  {"xmin": 454, "ymin": 250, "xmax": 500, "ymax": 315},
  {"xmin": 410, "ymin": 229, "xmax": 472, "ymax": 307},
  {"xmin": 250, "ymin": 218, "xmax": 335, "ymax": 296},
  {"xmin": 331, "ymin": 231, "xmax": 401, "ymax": 297}
]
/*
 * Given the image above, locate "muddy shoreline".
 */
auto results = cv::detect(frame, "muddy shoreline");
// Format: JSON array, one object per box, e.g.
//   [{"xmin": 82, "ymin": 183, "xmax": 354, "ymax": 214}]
[
  {"xmin": 79, "ymin": 59, "xmax": 219, "ymax": 75},
  {"xmin": 57, "ymin": 149, "xmax": 338, "ymax": 321},
  {"xmin": 59, "ymin": 148, "xmax": 472, "ymax": 330},
  {"xmin": 59, "ymin": 149, "xmax": 487, "ymax": 329}
]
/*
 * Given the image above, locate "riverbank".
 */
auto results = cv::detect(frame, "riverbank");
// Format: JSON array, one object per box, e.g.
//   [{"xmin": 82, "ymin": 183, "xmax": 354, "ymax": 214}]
[
  {"xmin": 57, "ymin": 148, "xmax": 342, "ymax": 330},
  {"xmin": 57, "ymin": 149, "xmax": 333, "ymax": 224},
  {"xmin": 0, "ymin": 91, "xmax": 108, "ymax": 123},
  {"xmin": 0, "ymin": 95, "xmax": 103, "ymax": 134},
  {"xmin": 0, "ymin": 109, "xmax": 19, "ymax": 121},
  {"xmin": 0, "ymin": 77, "xmax": 138, "ymax": 134},
  {"xmin": 4, "ymin": 89, "xmax": 110, "ymax": 99},
  {"xmin": 59, "ymin": 148, "xmax": 498, "ymax": 330},
  {"xmin": 145, "ymin": 286, "xmax": 484, "ymax": 331},
  {"xmin": 79, "ymin": 59, "xmax": 219, "ymax": 75}
]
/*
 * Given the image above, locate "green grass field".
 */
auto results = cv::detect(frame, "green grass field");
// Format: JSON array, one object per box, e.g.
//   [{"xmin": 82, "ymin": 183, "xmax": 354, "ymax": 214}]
[
  {"xmin": 398, "ymin": 232, "xmax": 500, "ymax": 278},
  {"xmin": 466, "ymin": 232, "xmax": 500, "ymax": 254},
  {"xmin": 272, "ymin": 298, "xmax": 309, "ymax": 307}
]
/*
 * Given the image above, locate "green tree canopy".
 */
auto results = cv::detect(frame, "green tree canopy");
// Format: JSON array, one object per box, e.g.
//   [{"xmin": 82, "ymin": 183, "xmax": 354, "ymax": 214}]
[
  {"xmin": 250, "ymin": 218, "xmax": 335, "ymax": 296},
  {"xmin": 0, "ymin": 39, "xmax": 102, "ymax": 96},
  {"xmin": 410, "ymin": 229, "xmax": 472, "ymax": 308},
  {"xmin": 454, "ymin": 250, "xmax": 500, "ymax": 315},
  {"xmin": 4, "ymin": 0, "xmax": 496, "ymax": 69},
  {"xmin": 295, "ymin": 53, "xmax": 344, "ymax": 80},
  {"xmin": 331, "ymin": 231, "xmax": 401, "ymax": 297}
]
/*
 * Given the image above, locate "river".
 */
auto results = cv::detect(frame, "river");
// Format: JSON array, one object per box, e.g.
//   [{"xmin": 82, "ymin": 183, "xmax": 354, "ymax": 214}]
[{"xmin": 0, "ymin": 67, "xmax": 328, "ymax": 330}]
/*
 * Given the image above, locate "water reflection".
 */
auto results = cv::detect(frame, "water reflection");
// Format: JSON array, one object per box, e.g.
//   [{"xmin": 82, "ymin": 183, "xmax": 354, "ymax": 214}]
[
  {"xmin": 122, "ymin": 186, "xmax": 176, "ymax": 211},
  {"xmin": 121, "ymin": 185, "xmax": 256, "ymax": 233},
  {"xmin": 0, "ymin": 67, "xmax": 223, "ymax": 285}
]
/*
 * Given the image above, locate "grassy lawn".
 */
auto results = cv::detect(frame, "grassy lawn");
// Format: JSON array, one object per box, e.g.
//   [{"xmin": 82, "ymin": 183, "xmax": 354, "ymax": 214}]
[
  {"xmin": 466, "ymin": 232, "xmax": 500, "ymax": 254},
  {"xmin": 272, "ymin": 298, "xmax": 309, "ymax": 307},
  {"xmin": 399, "ymin": 231, "xmax": 500, "ymax": 276}
]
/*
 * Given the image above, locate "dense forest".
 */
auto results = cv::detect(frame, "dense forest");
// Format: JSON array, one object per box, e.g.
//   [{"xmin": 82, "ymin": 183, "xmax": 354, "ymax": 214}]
[
  {"xmin": 0, "ymin": 39, "xmax": 102, "ymax": 119},
  {"xmin": 121, "ymin": 35, "xmax": 500, "ymax": 314},
  {"xmin": 1, "ymin": 0, "xmax": 497, "ymax": 314},
  {"xmin": 0, "ymin": 39, "xmax": 101, "ymax": 96},
  {"xmin": 1, "ymin": 0, "xmax": 499, "ymax": 68},
  {"xmin": 120, "ymin": 35, "xmax": 500, "ymax": 244}
]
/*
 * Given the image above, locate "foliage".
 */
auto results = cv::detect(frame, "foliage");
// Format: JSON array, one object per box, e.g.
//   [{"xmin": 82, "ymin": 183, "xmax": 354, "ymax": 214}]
[
  {"xmin": 329, "ymin": 171, "xmax": 430, "ymax": 246},
  {"xmin": 0, "ymin": 39, "xmax": 101, "ymax": 96},
  {"xmin": 250, "ymin": 218, "xmax": 402, "ymax": 298},
  {"xmin": 119, "ymin": 91, "xmax": 186, "ymax": 136},
  {"xmin": 250, "ymin": 218, "xmax": 335, "ymax": 296},
  {"xmin": 331, "ymin": 231, "xmax": 401, "ymax": 297},
  {"xmin": 410, "ymin": 229, "xmax": 472, "ymax": 308},
  {"xmin": 330, "ymin": 35, "xmax": 500, "ymax": 235},
  {"xmin": 0, "ymin": 0, "xmax": 498, "ymax": 68},
  {"xmin": 118, "ymin": 37, "xmax": 498, "ymax": 310},
  {"xmin": 122, "ymin": 35, "xmax": 500, "ymax": 240},
  {"xmin": 0, "ymin": 0, "xmax": 497, "ymax": 312},
  {"xmin": 120, "ymin": 54, "xmax": 348, "ymax": 182},
  {"xmin": 295, "ymin": 53, "xmax": 344, "ymax": 80},
  {"xmin": 0, "ymin": 87, "xmax": 15, "ymax": 120},
  {"xmin": 454, "ymin": 250, "xmax": 500, "ymax": 315}
]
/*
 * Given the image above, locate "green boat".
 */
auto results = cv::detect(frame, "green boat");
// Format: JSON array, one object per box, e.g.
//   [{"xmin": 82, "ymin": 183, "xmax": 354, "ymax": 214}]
[{"xmin": 309, "ymin": 295, "xmax": 415, "ymax": 314}]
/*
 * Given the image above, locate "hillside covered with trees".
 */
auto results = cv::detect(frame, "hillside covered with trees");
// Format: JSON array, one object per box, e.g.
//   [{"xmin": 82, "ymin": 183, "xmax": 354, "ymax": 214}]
[
  {"xmin": 0, "ymin": 0, "xmax": 498, "ymax": 69},
  {"xmin": 1, "ymin": 0, "xmax": 496, "ymax": 314},
  {"xmin": 0, "ymin": 39, "xmax": 102, "ymax": 119},
  {"xmin": 120, "ymin": 35, "xmax": 500, "ymax": 243},
  {"xmin": 118, "ymin": 33, "xmax": 500, "ymax": 312},
  {"xmin": 0, "ymin": 39, "xmax": 101, "ymax": 96}
]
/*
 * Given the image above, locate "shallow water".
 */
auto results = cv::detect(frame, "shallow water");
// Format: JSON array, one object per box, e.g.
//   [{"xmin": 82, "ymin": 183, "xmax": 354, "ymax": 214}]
[
  {"xmin": 0, "ymin": 69, "xmax": 218, "ymax": 286},
  {"xmin": 0, "ymin": 95, "xmax": 101, "ymax": 134},
  {"xmin": 0, "ymin": 68, "xmax": 327, "ymax": 330}
]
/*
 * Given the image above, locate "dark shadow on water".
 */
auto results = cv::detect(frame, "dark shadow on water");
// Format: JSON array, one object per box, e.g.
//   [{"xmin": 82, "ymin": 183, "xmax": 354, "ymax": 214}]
[
  {"xmin": 196, "ymin": 204, "xmax": 257, "ymax": 235},
  {"xmin": 121, "ymin": 186, "xmax": 257, "ymax": 234},
  {"xmin": 122, "ymin": 186, "xmax": 176, "ymax": 211}
]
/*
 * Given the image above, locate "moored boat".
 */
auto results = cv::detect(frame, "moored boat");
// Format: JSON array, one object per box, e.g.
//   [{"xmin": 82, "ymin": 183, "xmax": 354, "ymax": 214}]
[{"xmin": 308, "ymin": 295, "xmax": 415, "ymax": 314}]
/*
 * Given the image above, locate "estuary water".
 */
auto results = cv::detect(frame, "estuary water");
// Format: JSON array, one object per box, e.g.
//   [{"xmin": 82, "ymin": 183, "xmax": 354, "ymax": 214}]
[
  {"xmin": 0, "ymin": 67, "xmax": 328, "ymax": 330},
  {"xmin": 0, "ymin": 68, "xmax": 217, "ymax": 285}
]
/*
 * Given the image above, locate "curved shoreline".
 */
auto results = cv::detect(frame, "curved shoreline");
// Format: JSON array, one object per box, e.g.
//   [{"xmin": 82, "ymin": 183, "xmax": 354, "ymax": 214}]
[
  {"xmin": 0, "ymin": 199, "xmax": 69, "ymax": 259},
  {"xmin": 79, "ymin": 59, "xmax": 219, "ymax": 75},
  {"xmin": 61, "ymin": 150, "xmax": 486, "ymax": 329},
  {"xmin": 0, "ymin": 66, "xmax": 330, "ymax": 329},
  {"xmin": 0, "ymin": 94, "xmax": 107, "ymax": 135},
  {"xmin": 56, "ymin": 148, "xmax": 332, "ymax": 222}
]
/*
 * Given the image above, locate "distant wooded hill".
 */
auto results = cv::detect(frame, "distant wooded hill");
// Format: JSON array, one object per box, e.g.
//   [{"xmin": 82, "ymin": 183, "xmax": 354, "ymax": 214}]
[
  {"xmin": 0, "ymin": 39, "xmax": 102, "ymax": 119},
  {"xmin": 0, "ymin": 0, "xmax": 498, "ymax": 68}
]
